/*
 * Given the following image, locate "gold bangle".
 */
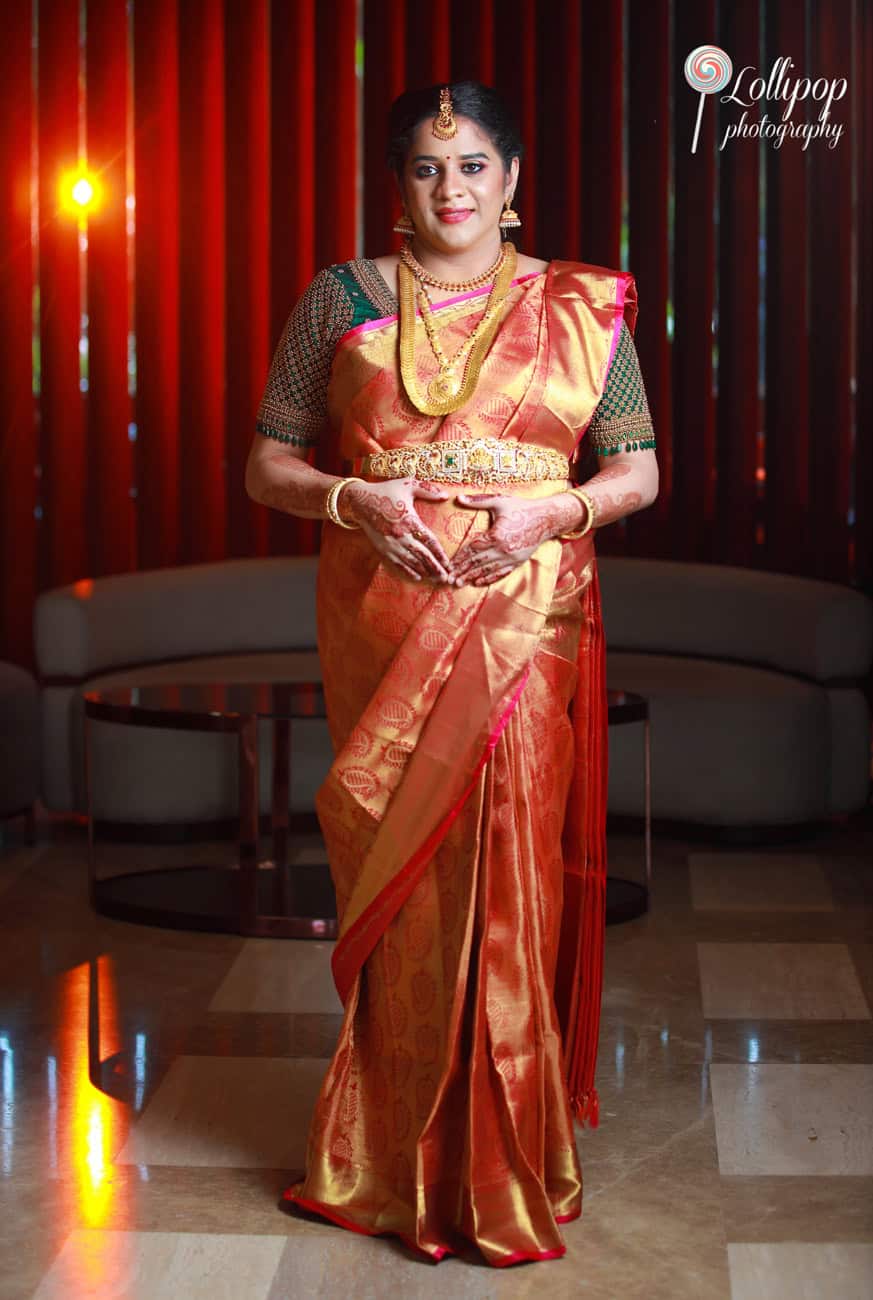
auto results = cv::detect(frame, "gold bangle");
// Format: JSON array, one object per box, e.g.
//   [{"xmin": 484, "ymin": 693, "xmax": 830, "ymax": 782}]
[
  {"xmin": 324, "ymin": 476, "xmax": 364, "ymax": 530},
  {"xmin": 560, "ymin": 487, "xmax": 596, "ymax": 540}
]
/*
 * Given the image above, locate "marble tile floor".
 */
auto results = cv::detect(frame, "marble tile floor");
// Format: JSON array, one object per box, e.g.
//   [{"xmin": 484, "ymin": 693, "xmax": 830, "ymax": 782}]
[{"xmin": 0, "ymin": 820, "xmax": 870, "ymax": 1299}]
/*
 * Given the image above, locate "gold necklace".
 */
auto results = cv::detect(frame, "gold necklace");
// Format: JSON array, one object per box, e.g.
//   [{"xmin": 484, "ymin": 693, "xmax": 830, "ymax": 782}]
[
  {"xmin": 398, "ymin": 241, "xmax": 518, "ymax": 416},
  {"xmin": 399, "ymin": 240, "xmax": 506, "ymax": 292}
]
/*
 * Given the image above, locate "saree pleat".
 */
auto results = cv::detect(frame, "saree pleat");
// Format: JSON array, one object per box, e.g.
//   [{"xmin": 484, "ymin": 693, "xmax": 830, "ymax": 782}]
[
  {"xmin": 287, "ymin": 550, "xmax": 594, "ymax": 1264},
  {"xmin": 284, "ymin": 260, "xmax": 636, "ymax": 1263}
]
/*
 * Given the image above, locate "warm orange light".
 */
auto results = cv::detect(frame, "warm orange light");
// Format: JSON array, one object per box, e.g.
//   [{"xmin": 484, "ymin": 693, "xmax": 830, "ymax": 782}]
[
  {"xmin": 60, "ymin": 168, "xmax": 102, "ymax": 217},
  {"xmin": 58, "ymin": 959, "xmax": 123, "ymax": 1229},
  {"xmin": 72, "ymin": 177, "xmax": 94, "ymax": 206}
]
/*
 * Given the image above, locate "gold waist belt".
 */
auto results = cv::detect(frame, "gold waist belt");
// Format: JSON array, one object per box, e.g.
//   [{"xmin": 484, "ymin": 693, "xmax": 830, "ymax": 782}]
[{"xmin": 362, "ymin": 438, "xmax": 569, "ymax": 485}]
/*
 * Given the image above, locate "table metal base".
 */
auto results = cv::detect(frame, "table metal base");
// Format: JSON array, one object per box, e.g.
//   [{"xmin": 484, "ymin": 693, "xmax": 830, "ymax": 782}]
[
  {"xmin": 92, "ymin": 861, "xmax": 338, "ymax": 938},
  {"xmin": 606, "ymin": 876, "xmax": 649, "ymax": 925}
]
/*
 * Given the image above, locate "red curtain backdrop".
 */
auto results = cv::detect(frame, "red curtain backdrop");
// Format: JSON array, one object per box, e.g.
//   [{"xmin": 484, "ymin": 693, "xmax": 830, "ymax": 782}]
[{"xmin": 0, "ymin": 0, "xmax": 869, "ymax": 668}]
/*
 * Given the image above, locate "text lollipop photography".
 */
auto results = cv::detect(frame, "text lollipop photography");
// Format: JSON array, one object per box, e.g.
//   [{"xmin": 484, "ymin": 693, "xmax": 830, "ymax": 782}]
[{"xmin": 685, "ymin": 44, "xmax": 849, "ymax": 153}]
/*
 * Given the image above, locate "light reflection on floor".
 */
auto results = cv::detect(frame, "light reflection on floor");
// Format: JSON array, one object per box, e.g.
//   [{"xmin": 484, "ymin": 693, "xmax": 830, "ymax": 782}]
[{"xmin": 0, "ymin": 825, "xmax": 870, "ymax": 1299}]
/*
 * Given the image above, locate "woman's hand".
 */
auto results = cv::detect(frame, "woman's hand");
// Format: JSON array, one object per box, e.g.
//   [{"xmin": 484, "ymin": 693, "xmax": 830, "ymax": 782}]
[
  {"xmin": 343, "ymin": 477, "xmax": 455, "ymax": 584},
  {"xmin": 451, "ymin": 491, "xmax": 583, "ymax": 585}
]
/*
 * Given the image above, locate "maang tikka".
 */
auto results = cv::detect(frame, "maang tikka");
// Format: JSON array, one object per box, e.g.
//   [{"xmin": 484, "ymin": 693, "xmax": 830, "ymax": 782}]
[{"xmin": 432, "ymin": 86, "xmax": 458, "ymax": 140}]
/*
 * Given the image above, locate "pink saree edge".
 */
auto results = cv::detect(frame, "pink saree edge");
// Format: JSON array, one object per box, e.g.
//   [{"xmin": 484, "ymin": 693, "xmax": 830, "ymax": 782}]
[
  {"xmin": 605, "ymin": 271, "xmax": 631, "ymax": 376},
  {"xmin": 493, "ymin": 1245, "xmax": 568, "ymax": 1267},
  {"xmin": 330, "ymin": 662, "xmax": 534, "ymax": 1005},
  {"xmin": 334, "ymin": 271, "xmax": 545, "ymax": 352}
]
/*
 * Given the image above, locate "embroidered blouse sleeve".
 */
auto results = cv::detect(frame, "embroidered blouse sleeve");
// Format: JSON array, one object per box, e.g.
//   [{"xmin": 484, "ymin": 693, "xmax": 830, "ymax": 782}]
[
  {"xmin": 255, "ymin": 268, "xmax": 356, "ymax": 447},
  {"xmin": 586, "ymin": 318, "xmax": 656, "ymax": 456}
]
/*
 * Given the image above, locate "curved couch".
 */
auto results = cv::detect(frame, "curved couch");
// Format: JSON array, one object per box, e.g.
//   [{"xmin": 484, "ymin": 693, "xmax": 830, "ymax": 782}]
[
  {"xmin": 600, "ymin": 558, "xmax": 872, "ymax": 829},
  {"xmin": 33, "ymin": 555, "xmax": 872, "ymax": 834}
]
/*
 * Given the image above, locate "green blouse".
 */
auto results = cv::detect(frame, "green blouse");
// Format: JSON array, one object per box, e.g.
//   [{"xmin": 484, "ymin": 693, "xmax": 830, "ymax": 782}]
[{"xmin": 256, "ymin": 259, "xmax": 656, "ymax": 457}]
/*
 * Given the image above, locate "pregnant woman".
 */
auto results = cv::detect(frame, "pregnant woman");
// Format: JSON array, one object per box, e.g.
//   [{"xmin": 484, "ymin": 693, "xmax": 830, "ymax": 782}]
[{"xmin": 245, "ymin": 80, "xmax": 658, "ymax": 1267}]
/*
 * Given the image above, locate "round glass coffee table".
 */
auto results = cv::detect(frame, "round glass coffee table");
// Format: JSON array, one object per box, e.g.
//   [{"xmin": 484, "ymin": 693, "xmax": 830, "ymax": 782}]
[
  {"xmin": 83, "ymin": 681, "xmax": 336, "ymax": 939},
  {"xmin": 83, "ymin": 681, "xmax": 652, "ymax": 937}
]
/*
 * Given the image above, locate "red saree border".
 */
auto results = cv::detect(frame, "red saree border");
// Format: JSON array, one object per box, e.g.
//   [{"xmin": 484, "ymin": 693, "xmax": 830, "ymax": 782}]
[
  {"xmin": 282, "ymin": 1188, "xmax": 455, "ymax": 1262},
  {"xmin": 334, "ymin": 270, "xmax": 546, "ymax": 352},
  {"xmin": 330, "ymin": 662, "xmax": 534, "ymax": 1006},
  {"xmin": 283, "ymin": 1187, "xmax": 573, "ymax": 1267},
  {"xmin": 554, "ymin": 560, "xmax": 609, "ymax": 1129}
]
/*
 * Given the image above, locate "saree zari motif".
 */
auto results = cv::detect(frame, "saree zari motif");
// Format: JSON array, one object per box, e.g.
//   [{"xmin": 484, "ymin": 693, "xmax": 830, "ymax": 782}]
[{"xmin": 274, "ymin": 260, "xmax": 642, "ymax": 1266}]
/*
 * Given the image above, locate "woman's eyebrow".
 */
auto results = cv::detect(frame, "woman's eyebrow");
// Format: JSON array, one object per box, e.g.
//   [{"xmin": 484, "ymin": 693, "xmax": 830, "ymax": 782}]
[{"xmin": 411, "ymin": 152, "xmax": 490, "ymax": 162}]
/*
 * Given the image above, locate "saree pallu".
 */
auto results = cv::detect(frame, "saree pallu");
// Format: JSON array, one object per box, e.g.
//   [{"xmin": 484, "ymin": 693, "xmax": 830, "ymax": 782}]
[{"xmin": 286, "ymin": 261, "xmax": 637, "ymax": 1266}]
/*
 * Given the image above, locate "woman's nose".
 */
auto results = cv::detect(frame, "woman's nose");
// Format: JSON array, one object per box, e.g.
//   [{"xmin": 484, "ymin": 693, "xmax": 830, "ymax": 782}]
[{"xmin": 433, "ymin": 166, "xmax": 465, "ymax": 197}]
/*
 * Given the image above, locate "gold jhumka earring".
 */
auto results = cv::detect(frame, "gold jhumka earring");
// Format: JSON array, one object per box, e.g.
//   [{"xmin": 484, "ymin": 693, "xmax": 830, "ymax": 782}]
[
  {"xmin": 499, "ymin": 198, "xmax": 521, "ymax": 230},
  {"xmin": 432, "ymin": 86, "xmax": 458, "ymax": 140},
  {"xmin": 393, "ymin": 210, "xmax": 415, "ymax": 235}
]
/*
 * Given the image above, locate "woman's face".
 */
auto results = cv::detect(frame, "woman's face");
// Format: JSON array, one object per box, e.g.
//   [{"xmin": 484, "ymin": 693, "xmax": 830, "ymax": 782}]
[{"xmin": 399, "ymin": 113, "xmax": 519, "ymax": 256}]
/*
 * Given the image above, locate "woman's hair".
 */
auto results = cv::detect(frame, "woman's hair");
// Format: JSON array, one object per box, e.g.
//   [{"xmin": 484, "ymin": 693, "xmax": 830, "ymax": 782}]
[{"xmin": 386, "ymin": 81, "xmax": 525, "ymax": 178}]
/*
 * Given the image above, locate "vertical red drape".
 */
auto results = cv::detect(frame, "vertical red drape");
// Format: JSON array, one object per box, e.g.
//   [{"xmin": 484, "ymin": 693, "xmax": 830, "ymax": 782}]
[
  {"xmin": 363, "ymin": 0, "xmax": 407, "ymax": 251},
  {"xmin": 178, "ymin": 0, "xmax": 226, "ymax": 565},
  {"xmin": 715, "ymin": 0, "xmax": 763, "ymax": 569},
  {"xmin": 86, "ymin": 0, "xmax": 134, "ymax": 577},
  {"xmin": 0, "ymin": 0, "xmax": 869, "ymax": 671},
  {"xmin": 625, "ymin": 0, "xmax": 673, "ymax": 556},
  {"xmin": 809, "ymin": 2, "xmax": 854, "ymax": 585},
  {"xmin": 37, "ymin": 0, "xmax": 88, "ymax": 591},
  {"xmin": 133, "ymin": 0, "xmax": 180, "ymax": 571},
  {"xmin": 581, "ymin": 1, "xmax": 624, "ymax": 270},
  {"xmin": 672, "ymin": 0, "xmax": 718, "ymax": 562},
  {"xmin": 858, "ymin": 0, "xmax": 873, "ymax": 593},
  {"xmin": 268, "ymin": 0, "xmax": 318, "ymax": 558},
  {"xmin": 763, "ymin": 1, "xmax": 812, "ymax": 577},
  {"xmin": 225, "ymin": 0, "xmax": 270, "ymax": 558},
  {"xmin": 0, "ymin": 1, "xmax": 37, "ymax": 665}
]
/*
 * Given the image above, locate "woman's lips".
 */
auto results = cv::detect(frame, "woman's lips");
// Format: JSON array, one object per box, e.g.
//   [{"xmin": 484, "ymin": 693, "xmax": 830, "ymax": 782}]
[{"xmin": 436, "ymin": 209, "xmax": 473, "ymax": 223}]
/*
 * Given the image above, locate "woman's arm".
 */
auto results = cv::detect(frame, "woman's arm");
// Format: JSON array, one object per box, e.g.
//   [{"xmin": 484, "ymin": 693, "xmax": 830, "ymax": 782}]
[
  {"xmin": 245, "ymin": 436, "xmax": 342, "ymax": 519},
  {"xmin": 246, "ymin": 262, "xmax": 455, "ymax": 581},
  {"xmin": 555, "ymin": 446, "xmax": 659, "ymax": 532}
]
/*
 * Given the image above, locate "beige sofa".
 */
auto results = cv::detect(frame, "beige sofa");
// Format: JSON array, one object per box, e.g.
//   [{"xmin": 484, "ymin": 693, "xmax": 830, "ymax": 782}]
[{"xmin": 33, "ymin": 555, "xmax": 872, "ymax": 834}]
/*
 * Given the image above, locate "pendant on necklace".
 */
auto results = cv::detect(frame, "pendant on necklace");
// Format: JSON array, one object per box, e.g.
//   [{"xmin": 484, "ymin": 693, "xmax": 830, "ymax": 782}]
[{"xmin": 428, "ymin": 371, "xmax": 462, "ymax": 401}]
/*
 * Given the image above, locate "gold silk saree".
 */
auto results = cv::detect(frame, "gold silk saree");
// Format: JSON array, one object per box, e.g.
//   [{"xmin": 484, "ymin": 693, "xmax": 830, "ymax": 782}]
[{"xmin": 284, "ymin": 259, "xmax": 638, "ymax": 1266}]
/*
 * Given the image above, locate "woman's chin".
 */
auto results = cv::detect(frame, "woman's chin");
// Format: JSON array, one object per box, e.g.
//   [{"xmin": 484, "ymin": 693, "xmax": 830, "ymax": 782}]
[{"xmin": 417, "ymin": 220, "xmax": 488, "ymax": 254}]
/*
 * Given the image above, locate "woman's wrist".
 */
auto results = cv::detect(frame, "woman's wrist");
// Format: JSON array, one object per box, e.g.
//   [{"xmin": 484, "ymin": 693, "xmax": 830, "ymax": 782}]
[
  {"xmin": 546, "ymin": 490, "xmax": 585, "ymax": 538},
  {"xmin": 554, "ymin": 487, "xmax": 596, "ymax": 540},
  {"xmin": 324, "ymin": 476, "xmax": 365, "ymax": 530},
  {"xmin": 337, "ymin": 479, "xmax": 366, "ymax": 524}
]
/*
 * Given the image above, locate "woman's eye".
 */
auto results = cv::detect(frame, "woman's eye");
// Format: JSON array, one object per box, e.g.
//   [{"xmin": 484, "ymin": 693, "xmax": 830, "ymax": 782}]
[{"xmin": 462, "ymin": 162, "xmax": 484, "ymax": 173}]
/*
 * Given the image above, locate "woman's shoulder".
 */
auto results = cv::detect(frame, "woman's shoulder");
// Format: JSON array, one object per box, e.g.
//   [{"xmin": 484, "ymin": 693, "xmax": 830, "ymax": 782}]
[
  {"xmin": 546, "ymin": 258, "xmax": 636, "ymax": 302},
  {"xmin": 515, "ymin": 252, "xmax": 549, "ymax": 277},
  {"xmin": 291, "ymin": 258, "xmax": 397, "ymax": 326}
]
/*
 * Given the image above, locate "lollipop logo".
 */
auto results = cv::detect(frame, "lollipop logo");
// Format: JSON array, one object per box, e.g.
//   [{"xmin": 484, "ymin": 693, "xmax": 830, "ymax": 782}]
[
  {"xmin": 684, "ymin": 46, "xmax": 848, "ymax": 153},
  {"xmin": 684, "ymin": 44, "xmax": 733, "ymax": 153}
]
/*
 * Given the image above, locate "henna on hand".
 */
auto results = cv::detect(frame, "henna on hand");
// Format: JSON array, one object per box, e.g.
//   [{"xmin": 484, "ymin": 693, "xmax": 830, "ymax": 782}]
[
  {"xmin": 452, "ymin": 494, "xmax": 573, "ymax": 585},
  {"xmin": 451, "ymin": 453, "xmax": 655, "ymax": 586},
  {"xmin": 343, "ymin": 479, "xmax": 455, "ymax": 582},
  {"xmin": 247, "ymin": 448, "xmax": 455, "ymax": 584}
]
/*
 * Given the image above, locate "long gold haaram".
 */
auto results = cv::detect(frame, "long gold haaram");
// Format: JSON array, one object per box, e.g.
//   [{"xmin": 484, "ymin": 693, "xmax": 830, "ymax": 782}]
[{"xmin": 398, "ymin": 241, "xmax": 518, "ymax": 416}]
